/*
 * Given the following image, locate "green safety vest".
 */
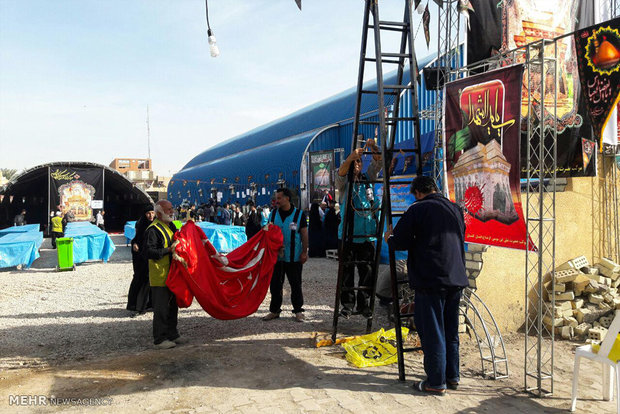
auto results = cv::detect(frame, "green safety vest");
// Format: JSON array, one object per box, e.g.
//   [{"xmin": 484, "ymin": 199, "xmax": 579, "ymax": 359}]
[
  {"xmin": 51, "ymin": 216, "xmax": 63, "ymax": 233},
  {"xmin": 147, "ymin": 218, "xmax": 176, "ymax": 287}
]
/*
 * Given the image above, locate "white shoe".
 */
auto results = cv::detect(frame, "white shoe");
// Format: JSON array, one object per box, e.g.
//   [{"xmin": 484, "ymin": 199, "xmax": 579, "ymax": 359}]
[
  {"xmin": 294, "ymin": 312, "xmax": 305, "ymax": 322},
  {"xmin": 262, "ymin": 312, "xmax": 280, "ymax": 321},
  {"xmin": 154, "ymin": 340, "xmax": 176, "ymax": 349}
]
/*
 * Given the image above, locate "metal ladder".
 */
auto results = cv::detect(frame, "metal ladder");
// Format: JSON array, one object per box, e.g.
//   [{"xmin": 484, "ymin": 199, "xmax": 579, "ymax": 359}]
[{"xmin": 331, "ymin": 0, "xmax": 423, "ymax": 367}]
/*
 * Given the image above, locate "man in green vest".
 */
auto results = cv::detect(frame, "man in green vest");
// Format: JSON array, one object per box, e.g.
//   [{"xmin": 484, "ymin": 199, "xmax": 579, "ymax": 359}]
[
  {"xmin": 263, "ymin": 188, "xmax": 309, "ymax": 322},
  {"xmin": 144, "ymin": 199, "xmax": 180, "ymax": 349},
  {"xmin": 50, "ymin": 211, "xmax": 64, "ymax": 249}
]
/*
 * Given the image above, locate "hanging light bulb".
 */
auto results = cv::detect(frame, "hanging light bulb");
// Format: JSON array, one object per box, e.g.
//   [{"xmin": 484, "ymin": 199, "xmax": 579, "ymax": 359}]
[{"xmin": 207, "ymin": 29, "xmax": 220, "ymax": 58}]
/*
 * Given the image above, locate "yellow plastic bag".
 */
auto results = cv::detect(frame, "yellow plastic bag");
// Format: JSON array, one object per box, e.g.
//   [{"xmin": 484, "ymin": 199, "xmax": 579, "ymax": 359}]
[
  {"xmin": 342, "ymin": 327, "xmax": 409, "ymax": 368},
  {"xmin": 592, "ymin": 333, "xmax": 620, "ymax": 362}
]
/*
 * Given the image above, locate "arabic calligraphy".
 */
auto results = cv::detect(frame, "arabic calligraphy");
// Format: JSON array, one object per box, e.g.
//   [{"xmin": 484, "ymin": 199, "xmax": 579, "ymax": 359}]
[
  {"xmin": 587, "ymin": 75, "xmax": 613, "ymax": 105},
  {"xmin": 50, "ymin": 169, "xmax": 77, "ymax": 181}
]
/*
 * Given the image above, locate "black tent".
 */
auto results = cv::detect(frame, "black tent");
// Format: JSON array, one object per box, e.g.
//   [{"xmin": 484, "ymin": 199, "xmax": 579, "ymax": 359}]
[{"xmin": 0, "ymin": 162, "xmax": 152, "ymax": 232}]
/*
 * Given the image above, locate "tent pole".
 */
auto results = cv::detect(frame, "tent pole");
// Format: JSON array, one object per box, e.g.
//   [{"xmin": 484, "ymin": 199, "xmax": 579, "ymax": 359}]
[{"xmin": 47, "ymin": 166, "xmax": 50, "ymax": 235}]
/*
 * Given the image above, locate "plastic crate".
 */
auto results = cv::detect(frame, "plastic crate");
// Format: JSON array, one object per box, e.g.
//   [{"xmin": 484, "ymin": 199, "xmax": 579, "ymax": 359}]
[{"xmin": 56, "ymin": 237, "xmax": 75, "ymax": 271}]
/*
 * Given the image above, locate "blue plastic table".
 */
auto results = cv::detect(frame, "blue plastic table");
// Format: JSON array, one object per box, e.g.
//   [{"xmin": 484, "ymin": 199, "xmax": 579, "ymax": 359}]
[
  {"xmin": 0, "ymin": 224, "xmax": 41, "ymax": 234},
  {"xmin": 194, "ymin": 222, "xmax": 247, "ymax": 253},
  {"xmin": 0, "ymin": 231, "xmax": 44, "ymax": 268},
  {"xmin": 64, "ymin": 222, "xmax": 116, "ymax": 263}
]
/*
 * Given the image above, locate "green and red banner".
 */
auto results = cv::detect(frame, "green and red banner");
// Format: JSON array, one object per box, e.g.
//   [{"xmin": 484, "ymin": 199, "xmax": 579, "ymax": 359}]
[
  {"xmin": 575, "ymin": 17, "xmax": 620, "ymax": 145},
  {"xmin": 445, "ymin": 64, "xmax": 531, "ymax": 250}
]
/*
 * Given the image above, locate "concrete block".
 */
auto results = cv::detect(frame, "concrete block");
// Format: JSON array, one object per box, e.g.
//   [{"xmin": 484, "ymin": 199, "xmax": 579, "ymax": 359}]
[
  {"xmin": 574, "ymin": 307, "xmax": 592, "ymax": 323},
  {"xmin": 561, "ymin": 325, "xmax": 574, "ymax": 339},
  {"xmin": 614, "ymin": 298, "xmax": 620, "ymax": 309},
  {"xmin": 589, "ymin": 293, "xmax": 604, "ymax": 304},
  {"xmin": 465, "ymin": 252, "xmax": 473, "ymax": 261},
  {"xmin": 604, "ymin": 293, "xmax": 615, "ymax": 303},
  {"xmin": 559, "ymin": 301, "xmax": 573, "ymax": 311},
  {"xmin": 555, "ymin": 268, "xmax": 580, "ymax": 283},
  {"xmin": 573, "ymin": 274, "xmax": 591, "ymax": 291},
  {"xmin": 594, "ymin": 321, "xmax": 602, "ymax": 328},
  {"xmin": 599, "ymin": 302, "xmax": 612, "ymax": 311},
  {"xmin": 556, "ymin": 260, "xmax": 577, "ymax": 271},
  {"xmin": 466, "ymin": 261, "xmax": 482, "ymax": 271},
  {"xmin": 574, "ymin": 323, "xmax": 591, "ymax": 337},
  {"xmin": 466, "ymin": 243, "xmax": 488, "ymax": 253},
  {"xmin": 588, "ymin": 327, "xmax": 608, "ymax": 341},
  {"xmin": 587, "ymin": 273, "xmax": 606, "ymax": 284},
  {"xmin": 613, "ymin": 279, "xmax": 620, "ymax": 288},
  {"xmin": 596, "ymin": 264, "xmax": 617, "ymax": 279},
  {"xmin": 572, "ymin": 298, "xmax": 584, "ymax": 309},
  {"xmin": 555, "ymin": 291, "xmax": 575, "ymax": 301},
  {"xmin": 600, "ymin": 258, "xmax": 620, "ymax": 272},
  {"xmin": 585, "ymin": 266, "xmax": 600, "ymax": 275},
  {"xmin": 554, "ymin": 283, "xmax": 566, "ymax": 293},
  {"xmin": 570, "ymin": 255, "xmax": 590, "ymax": 269},
  {"xmin": 468, "ymin": 278, "xmax": 477, "ymax": 289},
  {"xmin": 543, "ymin": 315, "xmax": 564, "ymax": 328},
  {"xmin": 473, "ymin": 253, "xmax": 482, "ymax": 261},
  {"xmin": 563, "ymin": 316, "xmax": 579, "ymax": 328},
  {"xmin": 599, "ymin": 315, "xmax": 614, "ymax": 328},
  {"xmin": 561, "ymin": 308, "xmax": 575, "ymax": 318},
  {"xmin": 584, "ymin": 280, "xmax": 600, "ymax": 294}
]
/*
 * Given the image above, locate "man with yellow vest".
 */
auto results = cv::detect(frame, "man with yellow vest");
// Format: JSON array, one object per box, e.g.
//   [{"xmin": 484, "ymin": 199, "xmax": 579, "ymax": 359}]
[
  {"xmin": 144, "ymin": 200, "xmax": 180, "ymax": 349},
  {"xmin": 262, "ymin": 188, "xmax": 309, "ymax": 322},
  {"xmin": 50, "ymin": 211, "xmax": 64, "ymax": 249}
]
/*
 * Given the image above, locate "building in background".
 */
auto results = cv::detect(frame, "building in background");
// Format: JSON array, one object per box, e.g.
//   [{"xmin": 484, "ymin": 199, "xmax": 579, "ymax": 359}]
[{"xmin": 109, "ymin": 158, "xmax": 170, "ymax": 202}]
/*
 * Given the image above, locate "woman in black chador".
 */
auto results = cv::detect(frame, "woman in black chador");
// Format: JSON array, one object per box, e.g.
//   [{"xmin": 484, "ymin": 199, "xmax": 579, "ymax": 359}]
[
  {"xmin": 308, "ymin": 202, "xmax": 326, "ymax": 257},
  {"xmin": 323, "ymin": 200, "xmax": 340, "ymax": 251},
  {"xmin": 127, "ymin": 205, "xmax": 155, "ymax": 316}
]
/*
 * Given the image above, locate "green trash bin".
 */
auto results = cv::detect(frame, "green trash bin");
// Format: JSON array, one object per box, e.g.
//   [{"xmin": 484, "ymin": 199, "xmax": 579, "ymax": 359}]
[
  {"xmin": 56, "ymin": 237, "xmax": 75, "ymax": 271},
  {"xmin": 173, "ymin": 220, "xmax": 182, "ymax": 230}
]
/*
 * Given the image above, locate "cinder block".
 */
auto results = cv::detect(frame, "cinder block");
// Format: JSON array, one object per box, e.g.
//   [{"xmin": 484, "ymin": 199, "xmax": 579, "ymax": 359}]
[
  {"xmin": 599, "ymin": 315, "xmax": 614, "ymax": 328},
  {"xmin": 585, "ymin": 267, "xmax": 600, "ymax": 275},
  {"xmin": 555, "ymin": 283, "xmax": 566, "ymax": 293},
  {"xmin": 556, "ymin": 261, "xmax": 577, "ymax": 271},
  {"xmin": 563, "ymin": 316, "xmax": 579, "ymax": 328},
  {"xmin": 588, "ymin": 327, "xmax": 608, "ymax": 341},
  {"xmin": 574, "ymin": 323, "xmax": 591, "ymax": 337},
  {"xmin": 571, "ymin": 256, "xmax": 590, "ymax": 269},
  {"xmin": 589, "ymin": 293, "xmax": 604, "ymax": 304},
  {"xmin": 466, "ymin": 261, "xmax": 482, "ymax": 271},
  {"xmin": 613, "ymin": 279, "xmax": 620, "ymax": 288},
  {"xmin": 584, "ymin": 280, "xmax": 600, "ymax": 294},
  {"xmin": 599, "ymin": 302, "xmax": 612, "ymax": 311},
  {"xmin": 555, "ymin": 291, "xmax": 575, "ymax": 301},
  {"xmin": 473, "ymin": 253, "xmax": 482, "ymax": 261},
  {"xmin": 600, "ymin": 258, "xmax": 620, "ymax": 273},
  {"xmin": 574, "ymin": 308, "xmax": 592, "ymax": 323},
  {"xmin": 559, "ymin": 301, "xmax": 573, "ymax": 311},
  {"xmin": 555, "ymin": 268, "xmax": 580, "ymax": 283},
  {"xmin": 604, "ymin": 293, "xmax": 615, "ymax": 303},
  {"xmin": 613, "ymin": 298, "xmax": 620, "ymax": 309},
  {"xmin": 573, "ymin": 274, "xmax": 591, "ymax": 291},
  {"xmin": 587, "ymin": 273, "xmax": 606, "ymax": 284},
  {"xmin": 465, "ymin": 252, "xmax": 473, "ymax": 261},
  {"xmin": 562, "ymin": 308, "xmax": 575, "ymax": 318},
  {"xmin": 572, "ymin": 298, "xmax": 585, "ymax": 309},
  {"xmin": 543, "ymin": 315, "xmax": 564, "ymax": 328},
  {"xmin": 561, "ymin": 325, "xmax": 574, "ymax": 339}
]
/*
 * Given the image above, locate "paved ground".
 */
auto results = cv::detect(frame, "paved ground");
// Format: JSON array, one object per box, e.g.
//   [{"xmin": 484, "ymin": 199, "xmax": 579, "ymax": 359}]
[{"xmin": 0, "ymin": 235, "xmax": 616, "ymax": 413}]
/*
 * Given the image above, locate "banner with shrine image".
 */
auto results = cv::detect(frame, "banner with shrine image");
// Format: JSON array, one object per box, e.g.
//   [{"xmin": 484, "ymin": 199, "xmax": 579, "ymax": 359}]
[
  {"xmin": 574, "ymin": 17, "xmax": 620, "ymax": 146},
  {"xmin": 49, "ymin": 167, "xmax": 103, "ymax": 221},
  {"xmin": 444, "ymin": 65, "xmax": 531, "ymax": 250}
]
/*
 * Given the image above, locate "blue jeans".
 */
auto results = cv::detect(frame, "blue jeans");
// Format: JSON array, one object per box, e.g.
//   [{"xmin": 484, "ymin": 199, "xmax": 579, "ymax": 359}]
[{"xmin": 414, "ymin": 288, "xmax": 462, "ymax": 389}]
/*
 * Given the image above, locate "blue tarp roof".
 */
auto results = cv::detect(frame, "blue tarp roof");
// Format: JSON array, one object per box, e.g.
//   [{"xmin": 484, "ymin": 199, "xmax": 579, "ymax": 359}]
[{"xmin": 180, "ymin": 53, "xmax": 436, "ymax": 172}]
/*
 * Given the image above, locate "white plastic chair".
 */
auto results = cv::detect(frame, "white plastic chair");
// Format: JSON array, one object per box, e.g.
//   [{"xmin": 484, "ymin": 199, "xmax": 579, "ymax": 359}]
[{"xmin": 571, "ymin": 309, "xmax": 620, "ymax": 412}]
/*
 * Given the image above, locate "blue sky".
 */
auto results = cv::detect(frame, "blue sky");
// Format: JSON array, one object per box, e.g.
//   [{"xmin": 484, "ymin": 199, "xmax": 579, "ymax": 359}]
[{"xmin": 0, "ymin": 1, "xmax": 439, "ymax": 176}]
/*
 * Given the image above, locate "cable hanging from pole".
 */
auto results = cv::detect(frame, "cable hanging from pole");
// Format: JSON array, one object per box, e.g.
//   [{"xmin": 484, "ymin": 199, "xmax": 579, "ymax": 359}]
[{"xmin": 205, "ymin": 0, "xmax": 219, "ymax": 57}]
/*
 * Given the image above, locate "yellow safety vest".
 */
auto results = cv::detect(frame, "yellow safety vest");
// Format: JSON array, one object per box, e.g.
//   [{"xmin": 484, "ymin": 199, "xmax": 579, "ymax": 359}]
[
  {"xmin": 51, "ymin": 216, "xmax": 63, "ymax": 233},
  {"xmin": 147, "ymin": 218, "xmax": 175, "ymax": 287}
]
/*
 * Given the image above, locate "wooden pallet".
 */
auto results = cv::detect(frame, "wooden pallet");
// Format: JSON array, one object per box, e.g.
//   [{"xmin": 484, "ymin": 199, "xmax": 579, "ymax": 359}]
[{"xmin": 326, "ymin": 249, "xmax": 338, "ymax": 260}]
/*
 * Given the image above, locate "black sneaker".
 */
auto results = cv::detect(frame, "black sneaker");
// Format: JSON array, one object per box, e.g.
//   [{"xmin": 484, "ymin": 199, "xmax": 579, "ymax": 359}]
[{"xmin": 362, "ymin": 308, "xmax": 373, "ymax": 319}]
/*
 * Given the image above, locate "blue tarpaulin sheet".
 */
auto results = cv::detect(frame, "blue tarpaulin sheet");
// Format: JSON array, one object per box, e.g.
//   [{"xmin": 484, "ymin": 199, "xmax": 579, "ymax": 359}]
[
  {"xmin": 0, "ymin": 224, "xmax": 41, "ymax": 234},
  {"xmin": 124, "ymin": 221, "xmax": 137, "ymax": 244},
  {"xmin": 0, "ymin": 231, "xmax": 44, "ymax": 268},
  {"xmin": 194, "ymin": 222, "xmax": 247, "ymax": 253},
  {"xmin": 65, "ymin": 222, "xmax": 116, "ymax": 263}
]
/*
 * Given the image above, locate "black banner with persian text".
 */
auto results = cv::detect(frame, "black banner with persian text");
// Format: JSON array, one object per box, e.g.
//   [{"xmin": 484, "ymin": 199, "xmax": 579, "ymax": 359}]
[{"xmin": 49, "ymin": 167, "xmax": 103, "ymax": 221}]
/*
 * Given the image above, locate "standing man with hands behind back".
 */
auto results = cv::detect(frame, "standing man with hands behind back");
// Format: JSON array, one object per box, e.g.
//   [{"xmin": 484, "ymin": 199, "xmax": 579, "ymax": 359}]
[
  {"xmin": 384, "ymin": 176, "xmax": 468, "ymax": 396},
  {"xmin": 144, "ymin": 200, "xmax": 181, "ymax": 350},
  {"xmin": 263, "ymin": 188, "xmax": 309, "ymax": 322}
]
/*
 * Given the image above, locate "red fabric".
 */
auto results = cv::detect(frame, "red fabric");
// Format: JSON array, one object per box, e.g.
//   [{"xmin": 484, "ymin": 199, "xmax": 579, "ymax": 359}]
[{"xmin": 167, "ymin": 221, "xmax": 283, "ymax": 320}]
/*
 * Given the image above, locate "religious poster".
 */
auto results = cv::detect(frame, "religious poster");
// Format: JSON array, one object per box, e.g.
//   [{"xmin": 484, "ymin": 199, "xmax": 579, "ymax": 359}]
[
  {"xmin": 444, "ymin": 64, "xmax": 530, "ymax": 250},
  {"xmin": 49, "ymin": 167, "xmax": 103, "ymax": 221},
  {"xmin": 575, "ymin": 18, "xmax": 620, "ymax": 144},
  {"xmin": 581, "ymin": 138, "xmax": 596, "ymax": 171},
  {"xmin": 374, "ymin": 179, "xmax": 416, "ymax": 214},
  {"xmin": 308, "ymin": 150, "xmax": 334, "ymax": 203}
]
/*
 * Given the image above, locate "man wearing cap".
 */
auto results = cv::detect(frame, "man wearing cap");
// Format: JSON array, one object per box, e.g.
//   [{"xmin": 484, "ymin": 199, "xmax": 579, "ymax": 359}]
[
  {"xmin": 144, "ymin": 200, "xmax": 180, "ymax": 349},
  {"xmin": 384, "ymin": 176, "xmax": 467, "ymax": 395}
]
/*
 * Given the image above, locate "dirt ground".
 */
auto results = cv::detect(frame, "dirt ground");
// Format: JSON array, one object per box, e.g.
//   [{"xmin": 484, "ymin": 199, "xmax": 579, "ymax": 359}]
[{"xmin": 0, "ymin": 235, "xmax": 616, "ymax": 413}]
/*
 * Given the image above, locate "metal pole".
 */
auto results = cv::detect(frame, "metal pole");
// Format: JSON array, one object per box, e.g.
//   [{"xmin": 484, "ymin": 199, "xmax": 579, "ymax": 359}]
[{"xmin": 47, "ymin": 166, "xmax": 51, "ymax": 235}]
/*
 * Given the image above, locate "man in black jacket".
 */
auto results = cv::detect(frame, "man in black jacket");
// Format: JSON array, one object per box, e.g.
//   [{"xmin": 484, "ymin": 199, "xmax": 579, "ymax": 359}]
[
  {"xmin": 245, "ymin": 200, "xmax": 262, "ymax": 239},
  {"xmin": 385, "ymin": 176, "xmax": 467, "ymax": 395}
]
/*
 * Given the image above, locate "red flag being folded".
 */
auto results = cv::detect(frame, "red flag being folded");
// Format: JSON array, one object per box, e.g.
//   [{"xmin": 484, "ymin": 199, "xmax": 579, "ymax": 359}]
[{"xmin": 167, "ymin": 220, "xmax": 283, "ymax": 320}]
